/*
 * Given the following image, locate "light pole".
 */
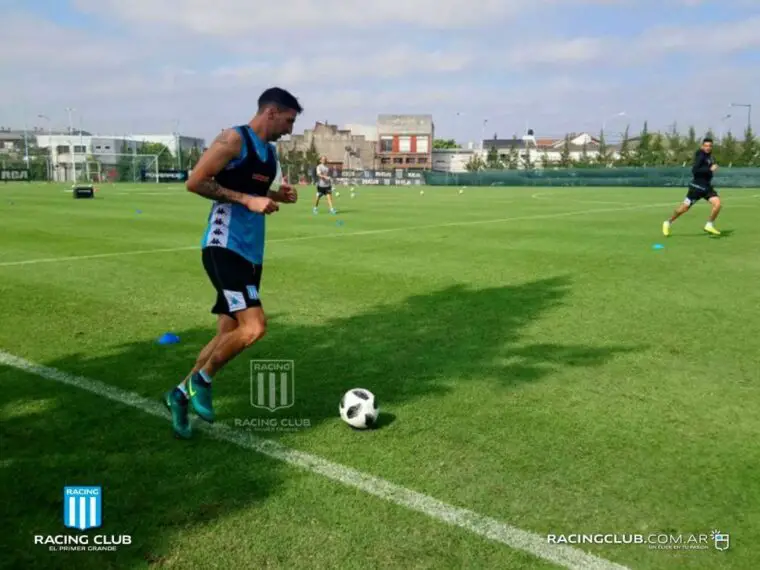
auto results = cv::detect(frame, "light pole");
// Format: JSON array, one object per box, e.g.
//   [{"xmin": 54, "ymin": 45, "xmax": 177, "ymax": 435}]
[
  {"xmin": 65, "ymin": 107, "xmax": 76, "ymax": 182},
  {"xmin": 718, "ymin": 113, "xmax": 732, "ymax": 140},
  {"xmin": 38, "ymin": 114, "xmax": 53, "ymax": 181},
  {"xmin": 174, "ymin": 119, "xmax": 181, "ymax": 170},
  {"xmin": 730, "ymin": 103, "xmax": 751, "ymax": 131}
]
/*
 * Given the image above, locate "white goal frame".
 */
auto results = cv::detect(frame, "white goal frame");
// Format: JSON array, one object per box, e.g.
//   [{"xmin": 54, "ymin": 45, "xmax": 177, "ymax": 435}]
[{"xmin": 89, "ymin": 152, "xmax": 160, "ymax": 183}]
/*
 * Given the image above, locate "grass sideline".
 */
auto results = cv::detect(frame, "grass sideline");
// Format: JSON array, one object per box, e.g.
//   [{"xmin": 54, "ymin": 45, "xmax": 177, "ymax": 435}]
[{"xmin": 1, "ymin": 182, "xmax": 759, "ymax": 569}]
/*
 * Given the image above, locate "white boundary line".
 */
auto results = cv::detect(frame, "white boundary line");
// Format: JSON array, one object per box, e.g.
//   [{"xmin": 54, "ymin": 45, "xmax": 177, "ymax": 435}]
[
  {"xmin": 0, "ymin": 201, "xmax": 673, "ymax": 268},
  {"xmin": 0, "ymin": 350, "xmax": 628, "ymax": 570}
]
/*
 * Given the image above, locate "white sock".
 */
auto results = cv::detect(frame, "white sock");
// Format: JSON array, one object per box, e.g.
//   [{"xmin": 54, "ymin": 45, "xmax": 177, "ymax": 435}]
[
  {"xmin": 706, "ymin": 221, "xmax": 713, "ymax": 226},
  {"xmin": 177, "ymin": 383, "xmax": 188, "ymax": 397}
]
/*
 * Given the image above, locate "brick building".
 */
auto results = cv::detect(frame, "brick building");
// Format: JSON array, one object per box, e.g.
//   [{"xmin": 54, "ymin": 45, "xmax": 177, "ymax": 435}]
[{"xmin": 376, "ymin": 114, "xmax": 434, "ymax": 170}]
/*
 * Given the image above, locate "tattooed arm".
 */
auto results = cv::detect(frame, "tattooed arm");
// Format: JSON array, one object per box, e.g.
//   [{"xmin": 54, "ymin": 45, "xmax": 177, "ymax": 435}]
[
  {"xmin": 186, "ymin": 128, "xmax": 249, "ymax": 205},
  {"xmin": 187, "ymin": 128, "xmax": 280, "ymax": 214}
]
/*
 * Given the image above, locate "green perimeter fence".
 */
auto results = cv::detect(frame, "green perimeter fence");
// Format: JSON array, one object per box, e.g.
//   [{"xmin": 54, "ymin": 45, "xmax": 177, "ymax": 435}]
[{"xmin": 423, "ymin": 167, "xmax": 760, "ymax": 188}]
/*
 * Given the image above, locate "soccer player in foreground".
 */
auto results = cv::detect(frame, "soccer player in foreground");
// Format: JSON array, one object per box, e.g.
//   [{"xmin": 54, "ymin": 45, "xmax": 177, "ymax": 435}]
[
  {"xmin": 163, "ymin": 87, "xmax": 302, "ymax": 439},
  {"xmin": 313, "ymin": 156, "xmax": 337, "ymax": 214},
  {"xmin": 662, "ymin": 137, "xmax": 722, "ymax": 237}
]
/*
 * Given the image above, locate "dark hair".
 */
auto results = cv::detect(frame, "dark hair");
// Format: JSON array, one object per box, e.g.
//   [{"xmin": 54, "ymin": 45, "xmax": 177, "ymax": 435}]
[
  {"xmin": 703, "ymin": 137, "xmax": 713, "ymax": 143},
  {"xmin": 258, "ymin": 87, "xmax": 303, "ymax": 114}
]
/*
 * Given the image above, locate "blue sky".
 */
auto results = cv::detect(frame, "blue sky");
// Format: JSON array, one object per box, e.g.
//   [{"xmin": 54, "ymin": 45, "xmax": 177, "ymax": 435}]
[{"xmin": 0, "ymin": 0, "xmax": 758, "ymax": 145}]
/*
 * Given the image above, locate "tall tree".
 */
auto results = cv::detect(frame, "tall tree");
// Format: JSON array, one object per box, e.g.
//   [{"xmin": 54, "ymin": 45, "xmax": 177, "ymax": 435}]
[
  {"xmin": 633, "ymin": 121, "xmax": 652, "ymax": 166},
  {"xmin": 665, "ymin": 124, "xmax": 683, "ymax": 166},
  {"xmin": 540, "ymin": 150, "xmax": 551, "ymax": 169},
  {"xmin": 595, "ymin": 130, "xmax": 610, "ymax": 167},
  {"xmin": 559, "ymin": 135, "xmax": 572, "ymax": 167},
  {"xmin": 506, "ymin": 137, "xmax": 520, "ymax": 169},
  {"xmin": 575, "ymin": 141, "xmax": 592, "ymax": 168},
  {"xmin": 304, "ymin": 138, "xmax": 320, "ymax": 179},
  {"xmin": 716, "ymin": 130, "xmax": 739, "ymax": 167},
  {"xmin": 649, "ymin": 133, "xmax": 667, "ymax": 166},
  {"xmin": 739, "ymin": 126, "xmax": 757, "ymax": 167},
  {"xmin": 521, "ymin": 150, "xmax": 533, "ymax": 170},
  {"xmin": 616, "ymin": 126, "xmax": 632, "ymax": 166},
  {"xmin": 464, "ymin": 154, "xmax": 486, "ymax": 171},
  {"xmin": 486, "ymin": 145, "xmax": 503, "ymax": 169}
]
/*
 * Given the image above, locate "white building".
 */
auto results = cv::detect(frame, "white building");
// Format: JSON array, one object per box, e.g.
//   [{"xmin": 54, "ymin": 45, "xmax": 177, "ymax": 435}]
[
  {"xmin": 432, "ymin": 149, "xmax": 479, "ymax": 173},
  {"xmin": 35, "ymin": 133, "xmax": 205, "ymax": 181},
  {"xmin": 129, "ymin": 134, "xmax": 205, "ymax": 157}
]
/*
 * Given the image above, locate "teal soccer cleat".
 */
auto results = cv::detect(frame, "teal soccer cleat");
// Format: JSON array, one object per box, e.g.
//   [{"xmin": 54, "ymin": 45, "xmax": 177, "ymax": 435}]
[
  {"xmin": 163, "ymin": 388, "xmax": 192, "ymax": 439},
  {"xmin": 187, "ymin": 372, "xmax": 215, "ymax": 423}
]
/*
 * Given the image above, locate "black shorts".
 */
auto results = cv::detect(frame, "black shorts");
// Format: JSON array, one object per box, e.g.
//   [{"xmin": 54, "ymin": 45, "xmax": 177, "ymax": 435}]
[
  {"xmin": 201, "ymin": 247, "xmax": 262, "ymax": 317},
  {"xmin": 317, "ymin": 185, "xmax": 332, "ymax": 196},
  {"xmin": 684, "ymin": 183, "xmax": 718, "ymax": 206}
]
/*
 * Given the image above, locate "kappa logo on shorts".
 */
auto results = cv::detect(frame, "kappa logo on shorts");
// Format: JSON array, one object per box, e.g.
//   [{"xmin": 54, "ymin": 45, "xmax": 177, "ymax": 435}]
[
  {"xmin": 246, "ymin": 285, "xmax": 259, "ymax": 300},
  {"xmin": 223, "ymin": 290, "xmax": 246, "ymax": 312}
]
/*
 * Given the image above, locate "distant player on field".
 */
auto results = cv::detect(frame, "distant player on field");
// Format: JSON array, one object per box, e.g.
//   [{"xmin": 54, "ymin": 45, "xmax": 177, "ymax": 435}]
[
  {"xmin": 163, "ymin": 87, "xmax": 302, "ymax": 439},
  {"xmin": 313, "ymin": 156, "xmax": 336, "ymax": 214},
  {"xmin": 662, "ymin": 137, "xmax": 722, "ymax": 236}
]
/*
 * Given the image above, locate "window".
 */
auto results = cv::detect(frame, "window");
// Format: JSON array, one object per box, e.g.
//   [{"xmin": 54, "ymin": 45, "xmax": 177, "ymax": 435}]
[
  {"xmin": 380, "ymin": 136, "xmax": 393, "ymax": 152},
  {"xmin": 73, "ymin": 145, "xmax": 86, "ymax": 153},
  {"xmin": 56, "ymin": 145, "xmax": 70, "ymax": 154},
  {"xmin": 398, "ymin": 136, "xmax": 411, "ymax": 152},
  {"xmin": 381, "ymin": 158, "xmax": 391, "ymax": 164},
  {"xmin": 393, "ymin": 157, "xmax": 403, "ymax": 164},
  {"xmin": 405, "ymin": 157, "xmax": 415, "ymax": 164},
  {"xmin": 415, "ymin": 136, "xmax": 429, "ymax": 153},
  {"xmin": 417, "ymin": 157, "xmax": 428, "ymax": 164},
  {"xmin": 104, "ymin": 145, "xmax": 111, "ymax": 150}
]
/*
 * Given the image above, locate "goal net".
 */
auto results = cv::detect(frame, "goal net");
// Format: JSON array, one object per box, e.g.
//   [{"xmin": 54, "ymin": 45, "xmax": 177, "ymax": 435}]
[{"xmin": 89, "ymin": 152, "xmax": 160, "ymax": 183}]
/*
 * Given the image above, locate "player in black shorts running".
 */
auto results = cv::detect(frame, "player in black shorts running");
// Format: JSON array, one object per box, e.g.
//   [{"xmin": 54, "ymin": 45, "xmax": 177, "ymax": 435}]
[
  {"xmin": 662, "ymin": 137, "xmax": 722, "ymax": 236},
  {"xmin": 162, "ymin": 87, "xmax": 302, "ymax": 439}
]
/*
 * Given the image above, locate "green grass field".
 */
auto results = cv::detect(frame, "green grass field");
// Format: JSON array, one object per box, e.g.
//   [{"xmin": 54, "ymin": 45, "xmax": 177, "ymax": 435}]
[{"xmin": 1, "ymin": 182, "xmax": 759, "ymax": 570}]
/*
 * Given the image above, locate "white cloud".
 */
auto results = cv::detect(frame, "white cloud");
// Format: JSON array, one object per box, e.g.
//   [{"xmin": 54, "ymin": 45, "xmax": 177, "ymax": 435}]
[
  {"xmin": 71, "ymin": 0, "xmax": 527, "ymax": 34},
  {"xmin": 213, "ymin": 48, "xmax": 474, "ymax": 85},
  {"xmin": 0, "ymin": 3, "xmax": 757, "ymax": 143}
]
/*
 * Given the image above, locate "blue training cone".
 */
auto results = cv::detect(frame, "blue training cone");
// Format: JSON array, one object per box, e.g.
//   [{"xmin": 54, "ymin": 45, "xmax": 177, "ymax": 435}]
[
  {"xmin": 157, "ymin": 332, "xmax": 180, "ymax": 345},
  {"xmin": 652, "ymin": 244, "xmax": 665, "ymax": 250}
]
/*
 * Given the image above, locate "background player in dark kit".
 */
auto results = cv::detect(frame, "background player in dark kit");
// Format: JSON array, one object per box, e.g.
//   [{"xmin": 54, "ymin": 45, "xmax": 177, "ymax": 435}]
[{"xmin": 662, "ymin": 137, "xmax": 722, "ymax": 237}]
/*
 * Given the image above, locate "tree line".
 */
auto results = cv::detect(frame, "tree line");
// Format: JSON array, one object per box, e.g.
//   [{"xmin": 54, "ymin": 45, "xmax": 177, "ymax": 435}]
[{"xmin": 431, "ymin": 124, "xmax": 759, "ymax": 171}]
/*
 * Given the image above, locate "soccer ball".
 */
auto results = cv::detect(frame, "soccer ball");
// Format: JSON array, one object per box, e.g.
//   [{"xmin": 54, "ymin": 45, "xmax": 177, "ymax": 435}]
[{"xmin": 339, "ymin": 388, "xmax": 379, "ymax": 429}]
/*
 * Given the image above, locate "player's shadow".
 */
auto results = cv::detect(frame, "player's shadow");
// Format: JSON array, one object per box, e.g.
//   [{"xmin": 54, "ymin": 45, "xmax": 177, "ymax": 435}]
[
  {"xmin": 0, "ymin": 275, "xmax": 642, "ymax": 569},
  {"xmin": 675, "ymin": 228, "xmax": 734, "ymax": 239}
]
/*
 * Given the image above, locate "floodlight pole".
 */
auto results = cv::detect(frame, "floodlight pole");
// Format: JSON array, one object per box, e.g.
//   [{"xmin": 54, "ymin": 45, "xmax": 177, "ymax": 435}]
[
  {"xmin": 65, "ymin": 107, "xmax": 76, "ymax": 182},
  {"xmin": 730, "ymin": 103, "xmax": 751, "ymax": 131},
  {"xmin": 38, "ymin": 114, "xmax": 53, "ymax": 180}
]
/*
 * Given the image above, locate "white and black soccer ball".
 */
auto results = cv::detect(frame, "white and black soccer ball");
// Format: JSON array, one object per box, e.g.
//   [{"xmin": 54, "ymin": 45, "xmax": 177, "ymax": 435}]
[{"xmin": 339, "ymin": 388, "xmax": 379, "ymax": 429}]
